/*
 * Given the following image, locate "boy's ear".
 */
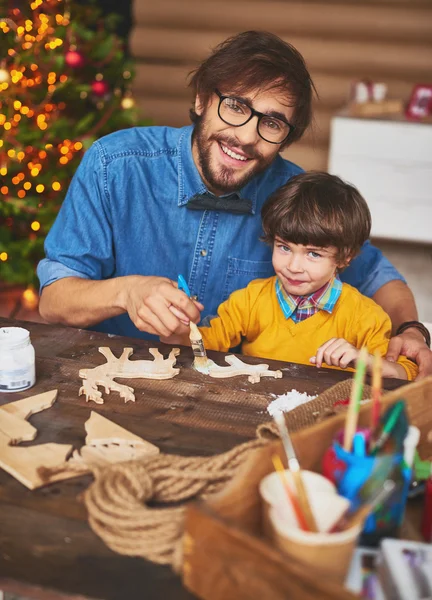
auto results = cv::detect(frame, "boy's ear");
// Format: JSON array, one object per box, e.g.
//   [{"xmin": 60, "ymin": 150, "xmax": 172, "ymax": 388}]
[{"xmin": 337, "ymin": 250, "xmax": 355, "ymax": 271}]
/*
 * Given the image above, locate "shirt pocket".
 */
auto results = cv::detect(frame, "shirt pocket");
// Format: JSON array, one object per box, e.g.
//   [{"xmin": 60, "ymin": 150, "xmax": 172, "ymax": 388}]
[{"xmin": 223, "ymin": 257, "xmax": 274, "ymax": 301}]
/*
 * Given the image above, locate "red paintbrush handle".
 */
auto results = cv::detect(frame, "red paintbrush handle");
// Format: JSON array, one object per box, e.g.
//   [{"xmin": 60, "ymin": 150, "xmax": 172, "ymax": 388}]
[{"xmin": 371, "ymin": 389, "xmax": 381, "ymax": 429}]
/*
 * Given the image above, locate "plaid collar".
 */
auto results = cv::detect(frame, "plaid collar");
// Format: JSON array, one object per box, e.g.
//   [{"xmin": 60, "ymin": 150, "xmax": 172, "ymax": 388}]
[{"xmin": 275, "ymin": 276, "xmax": 342, "ymax": 323}]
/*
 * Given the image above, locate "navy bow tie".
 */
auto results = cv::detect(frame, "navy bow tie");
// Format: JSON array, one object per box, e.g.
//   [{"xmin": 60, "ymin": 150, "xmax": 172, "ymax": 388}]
[{"xmin": 186, "ymin": 192, "xmax": 252, "ymax": 215}]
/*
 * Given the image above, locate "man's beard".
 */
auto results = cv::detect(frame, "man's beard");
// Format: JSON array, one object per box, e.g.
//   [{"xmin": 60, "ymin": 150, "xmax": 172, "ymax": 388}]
[{"xmin": 193, "ymin": 117, "xmax": 278, "ymax": 195}]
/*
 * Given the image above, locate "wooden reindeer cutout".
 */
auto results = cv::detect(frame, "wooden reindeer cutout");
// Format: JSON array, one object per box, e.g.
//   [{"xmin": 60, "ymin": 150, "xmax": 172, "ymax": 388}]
[
  {"xmin": 0, "ymin": 392, "xmax": 160, "ymax": 488},
  {"xmin": 68, "ymin": 411, "xmax": 160, "ymax": 471},
  {"xmin": 79, "ymin": 346, "xmax": 181, "ymax": 404},
  {"xmin": 205, "ymin": 355, "xmax": 283, "ymax": 383},
  {"xmin": 0, "ymin": 390, "xmax": 78, "ymax": 489}
]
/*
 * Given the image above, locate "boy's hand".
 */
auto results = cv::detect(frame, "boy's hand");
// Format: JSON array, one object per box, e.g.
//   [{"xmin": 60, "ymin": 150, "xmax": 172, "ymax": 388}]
[{"xmin": 310, "ymin": 338, "xmax": 359, "ymax": 369}]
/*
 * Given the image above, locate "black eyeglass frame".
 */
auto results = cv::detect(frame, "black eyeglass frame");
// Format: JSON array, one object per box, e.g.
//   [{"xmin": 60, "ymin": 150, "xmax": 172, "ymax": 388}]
[{"xmin": 214, "ymin": 89, "xmax": 295, "ymax": 145}]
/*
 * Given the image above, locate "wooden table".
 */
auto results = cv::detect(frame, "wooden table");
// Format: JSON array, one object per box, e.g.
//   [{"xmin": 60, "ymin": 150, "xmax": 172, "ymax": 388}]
[{"xmin": 0, "ymin": 318, "xmax": 404, "ymax": 600}]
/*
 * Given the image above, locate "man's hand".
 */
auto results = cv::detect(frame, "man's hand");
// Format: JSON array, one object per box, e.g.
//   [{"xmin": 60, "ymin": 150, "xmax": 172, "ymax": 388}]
[
  {"xmin": 121, "ymin": 276, "xmax": 204, "ymax": 337},
  {"xmin": 310, "ymin": 338, "xmax": 359, "ymax": 369},
  {"xmin": 386, "ymin": 328, "xmax": 432, "ymax": 379}
]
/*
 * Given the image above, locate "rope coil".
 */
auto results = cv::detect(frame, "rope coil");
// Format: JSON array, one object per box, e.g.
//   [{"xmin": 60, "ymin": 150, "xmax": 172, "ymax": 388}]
[{"xmin": 84, "ymin": 426, "xmax": 277, "ymax": 570}]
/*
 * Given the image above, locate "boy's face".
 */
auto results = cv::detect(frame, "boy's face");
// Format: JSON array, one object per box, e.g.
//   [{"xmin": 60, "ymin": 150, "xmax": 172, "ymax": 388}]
[
  {"xmin": 272, "ymin": 238, "xmax": 343, "ymax": 296},
  {"xmin": 192, "ymin": 87, "xmax": 294, "ymax": 196}
]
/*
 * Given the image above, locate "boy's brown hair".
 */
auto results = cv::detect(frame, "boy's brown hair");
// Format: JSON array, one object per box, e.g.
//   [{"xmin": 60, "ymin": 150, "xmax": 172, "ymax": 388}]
[
  {"xmin": 188, "ymin": 31, "xmax": 316, "ymax": 148},
  {"xmin": 261, "ymin": 172, "xmax": 372, "ymax": 265}
]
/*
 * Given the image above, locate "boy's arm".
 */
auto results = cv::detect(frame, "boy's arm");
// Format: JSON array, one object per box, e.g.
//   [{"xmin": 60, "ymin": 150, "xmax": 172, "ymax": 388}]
[{"xmin": 199, "ymin": 286, "xmax": 253, "ymax": 352}]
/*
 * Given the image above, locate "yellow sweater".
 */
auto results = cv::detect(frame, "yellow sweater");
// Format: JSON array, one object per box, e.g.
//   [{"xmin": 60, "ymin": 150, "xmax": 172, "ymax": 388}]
[{"xmin": 199, "ymin": 276, "xmax": 418, "ymax": 380}]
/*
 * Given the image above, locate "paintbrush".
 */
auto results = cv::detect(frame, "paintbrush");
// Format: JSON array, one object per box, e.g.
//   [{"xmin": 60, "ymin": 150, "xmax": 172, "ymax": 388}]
[
  {"xmin": 343, "ymin": 346, "xmax": 369, "ymax": 452},
  {"xmin": 189, "ymin": 321, "xmax": 211, "ymax": 370},
  {"xmin": 271, "ymin": 454, "xmax": 310, "ymax": 531},
  {"xmin": 369, "ymin": 400, "xmax": 407, "ymax": 456},
  {"xmin": 273, "ymin": 412, "xmax": 318, "ymax": 532},
  {"xmin": 177, "ymin": 274, "xmax": 210, "ymax": 370},
  {"xmin": 331, "ymin": 479, "xmax": 396, "ymax": 532},
  {"xmin": 371, "ymin": 350, "xmax": 382, "ymax": 430}
]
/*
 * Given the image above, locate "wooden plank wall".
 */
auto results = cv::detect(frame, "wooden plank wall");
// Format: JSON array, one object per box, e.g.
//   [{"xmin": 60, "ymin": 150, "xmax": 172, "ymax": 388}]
[{"xmin": 130, "ymin": 0, "xmax": 432, "ymax": 170}]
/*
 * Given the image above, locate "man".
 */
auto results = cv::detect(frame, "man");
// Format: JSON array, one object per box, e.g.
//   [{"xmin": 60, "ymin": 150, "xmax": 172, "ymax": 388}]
[{"xmin": 37, "ymin": 31, "xmax": 432, "ymax": 377}]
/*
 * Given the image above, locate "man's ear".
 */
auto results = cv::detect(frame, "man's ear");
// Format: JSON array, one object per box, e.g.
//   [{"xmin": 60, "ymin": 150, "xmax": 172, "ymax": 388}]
[{"xmin": 194, "ymin": 94, "xmax": 205, "ymax": 117}]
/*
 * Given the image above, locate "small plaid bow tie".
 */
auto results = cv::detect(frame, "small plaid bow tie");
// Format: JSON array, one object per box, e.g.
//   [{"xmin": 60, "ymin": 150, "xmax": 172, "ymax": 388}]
[{"xmin": 186, "ymin": 192, "xmax": 252, "ymax": 215}]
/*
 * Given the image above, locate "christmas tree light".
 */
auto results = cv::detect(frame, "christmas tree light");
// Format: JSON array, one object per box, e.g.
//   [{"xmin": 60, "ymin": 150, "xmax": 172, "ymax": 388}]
[{"xmin": 0, "ymin": 0, "xmax": 148, "ymax": 288}]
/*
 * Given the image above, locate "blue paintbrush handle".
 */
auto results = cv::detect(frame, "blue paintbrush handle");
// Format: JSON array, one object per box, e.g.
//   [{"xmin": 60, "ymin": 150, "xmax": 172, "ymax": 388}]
[{"xmin": 177, "ymin": 274, "xmax": 191, "ymax": 297}]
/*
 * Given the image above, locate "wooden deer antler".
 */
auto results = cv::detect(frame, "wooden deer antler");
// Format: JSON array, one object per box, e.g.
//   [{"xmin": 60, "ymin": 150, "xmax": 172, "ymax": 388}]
[{"xmin": 79, "ymin": 347, "xmax": 181, "ymax": 404}]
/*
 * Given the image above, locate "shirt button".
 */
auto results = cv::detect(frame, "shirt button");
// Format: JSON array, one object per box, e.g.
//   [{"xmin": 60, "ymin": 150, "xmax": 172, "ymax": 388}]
[{"xmin": 200, "ymin": 249, "xmax": 207, "ymax": 257}]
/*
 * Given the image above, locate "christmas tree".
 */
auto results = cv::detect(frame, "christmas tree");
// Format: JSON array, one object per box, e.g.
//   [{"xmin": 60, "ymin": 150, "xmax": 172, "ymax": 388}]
[{"xmin": 0, "ymin": 0, "xmax": 148, "ymax": 294}]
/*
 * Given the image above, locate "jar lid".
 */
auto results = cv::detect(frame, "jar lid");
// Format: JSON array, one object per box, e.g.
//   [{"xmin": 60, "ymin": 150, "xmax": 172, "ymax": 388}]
[{"xmin": 0, "ymin": 326, "xmax": 30, "ymax": 348}]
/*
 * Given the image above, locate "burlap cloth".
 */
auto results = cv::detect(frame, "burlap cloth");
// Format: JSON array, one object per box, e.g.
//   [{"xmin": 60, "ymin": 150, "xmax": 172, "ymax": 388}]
[{"xmin": 84, "ymin": 380, "xmax": 372, "ymax": 571}]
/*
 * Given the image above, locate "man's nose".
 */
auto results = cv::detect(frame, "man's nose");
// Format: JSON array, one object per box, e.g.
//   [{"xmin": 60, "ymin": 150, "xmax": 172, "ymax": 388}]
[{"xmin": 234, "ymin": 116, "xmax": 260, "ymax": 146}]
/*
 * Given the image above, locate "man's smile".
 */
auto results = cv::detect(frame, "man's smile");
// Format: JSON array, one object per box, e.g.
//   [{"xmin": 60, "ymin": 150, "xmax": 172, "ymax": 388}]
[{"xmin": 220, "ymin": 143, "xmax": 249, "ymax": 162}]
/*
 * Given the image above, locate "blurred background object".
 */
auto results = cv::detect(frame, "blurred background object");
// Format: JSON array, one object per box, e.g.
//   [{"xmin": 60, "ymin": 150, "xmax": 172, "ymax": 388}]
[
  {"xmin": 0, "ymin": 0, "xmax": 147, "ymax": 318},
  {"xmin": 129, "ymin": 0, "xmax": 432, "ymax": 171}
]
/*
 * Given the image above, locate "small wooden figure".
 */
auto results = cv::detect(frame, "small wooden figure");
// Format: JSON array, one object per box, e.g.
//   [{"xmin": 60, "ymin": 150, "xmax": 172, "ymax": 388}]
[
  {"xmin": 68, "ymin": 412, "xmax": 160, "ymax": 471},
  {"xmin": 205, "ymin": 355, "xmax": 283, "ymax": 384},
  {"xmin": 0, "ymin": 390, "xmax": 77, "ymax": 489},
  {"xmin": 79, "ymin": 346, "xmax": 181, "ymax": 404}
]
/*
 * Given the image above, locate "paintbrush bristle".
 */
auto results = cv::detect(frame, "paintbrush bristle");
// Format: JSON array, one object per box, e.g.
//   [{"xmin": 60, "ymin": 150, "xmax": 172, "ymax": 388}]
[{"xmin": 189, "ymin": 322, "xmax": 210, "ymax": 370}]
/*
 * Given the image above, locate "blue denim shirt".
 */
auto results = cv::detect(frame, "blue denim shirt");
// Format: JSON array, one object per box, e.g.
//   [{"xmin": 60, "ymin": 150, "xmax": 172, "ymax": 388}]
[{"xmin": 37, "ymin": 125, "xmax": 405, "ymax": 339}]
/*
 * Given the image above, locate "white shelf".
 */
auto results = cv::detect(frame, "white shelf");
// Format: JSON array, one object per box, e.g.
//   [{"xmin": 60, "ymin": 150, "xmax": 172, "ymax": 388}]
[{"xmin": 328, "ymin": 116, "xmax": 432, "ymax": 244}]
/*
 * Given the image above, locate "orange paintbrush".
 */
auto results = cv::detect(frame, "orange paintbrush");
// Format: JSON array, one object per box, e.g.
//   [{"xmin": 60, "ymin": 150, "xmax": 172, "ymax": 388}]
[
  {"xmin": 273, "ymin": 413, "xmax": 318, "ymax": 532},
  {"xmin": 271, "ymin": 454, "xmax": 310, "ymax": 531}
]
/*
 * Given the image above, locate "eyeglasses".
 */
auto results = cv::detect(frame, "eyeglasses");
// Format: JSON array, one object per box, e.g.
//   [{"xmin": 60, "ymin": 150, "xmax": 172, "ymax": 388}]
[{"xmin": 215, "ymin": 89, "xmax": 294, "ymax": 145}]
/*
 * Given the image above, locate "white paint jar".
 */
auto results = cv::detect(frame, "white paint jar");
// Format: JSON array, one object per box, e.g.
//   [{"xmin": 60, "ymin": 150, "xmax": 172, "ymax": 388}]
[{"xmin": 0, "ymin": 327, "xmax": 36, "ymax": 392}]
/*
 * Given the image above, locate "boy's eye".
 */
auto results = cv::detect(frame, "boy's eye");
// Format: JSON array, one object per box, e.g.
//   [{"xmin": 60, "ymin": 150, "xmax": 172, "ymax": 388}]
[
  {"xmin": 308, "ymin": 251, "xmax": 322, "ymax": 258},
  {"xmin": 279, "ymin": 244, "xmax": 290, "ymax": 252}
]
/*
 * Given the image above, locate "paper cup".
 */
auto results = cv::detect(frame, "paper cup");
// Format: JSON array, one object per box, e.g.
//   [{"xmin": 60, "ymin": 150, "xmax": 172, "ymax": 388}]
[
  {"xmin": 259, "ymin": 469, "xmax": 342, "ymax": 536},
  {"xmin": 270, "ymin": 506, "xmax": 361, "ymax": 583}
]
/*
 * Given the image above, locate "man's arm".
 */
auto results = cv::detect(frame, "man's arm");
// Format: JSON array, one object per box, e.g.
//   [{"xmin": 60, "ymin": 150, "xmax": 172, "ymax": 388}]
[
  {"xmin": 372, "ymin": 280, "xmax": 432, "ymax": 379},
  {"xmin": 342, "ymin": 242, "xmax": 432, "ymax": 378},
  {"xmin": 372, "ymin": 280, "xmax": 418, "ymax": 334},
  {"xmin": 39, "ymin": 275, "xmax": 202, "ymax": 337}
]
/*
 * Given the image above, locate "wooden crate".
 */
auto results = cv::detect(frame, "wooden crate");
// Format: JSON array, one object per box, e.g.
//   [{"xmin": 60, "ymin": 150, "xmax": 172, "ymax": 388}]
[{"xmin": 182, "ymin": 377, "xmax": 432, "ymax": 600}]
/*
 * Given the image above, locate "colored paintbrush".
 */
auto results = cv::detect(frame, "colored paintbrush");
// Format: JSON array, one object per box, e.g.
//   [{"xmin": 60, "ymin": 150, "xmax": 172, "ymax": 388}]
[
  {"xmin": 369, "ymin": 400, "xmax": 407, "ymax": 456},
  {"xmin": 271, "ymin": 454, "xmax": 310, "ymax": 531},
  {"xmin": 273, "ymin": 412, "xmax": 318, "ymax": 532},
  {"xmin": 371, "ymin": 350, "xmax": 382, "ymax": 430},
  {"xmin": 177, "ymin": 274, "xmax": 210, "ymax": 370},
  {"xmin": 331, "ymin": 479, "xmax": 396, "ymax": 532},
  {"xmin": 343, "ymin": 346, "xmax": 369, "ymax": 452}
]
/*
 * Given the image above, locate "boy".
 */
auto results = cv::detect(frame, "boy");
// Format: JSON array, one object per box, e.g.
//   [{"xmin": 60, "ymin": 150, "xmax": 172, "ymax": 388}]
[{"xmin": 163, "ymin": 172, "xmax": 417, "ymax": 379}]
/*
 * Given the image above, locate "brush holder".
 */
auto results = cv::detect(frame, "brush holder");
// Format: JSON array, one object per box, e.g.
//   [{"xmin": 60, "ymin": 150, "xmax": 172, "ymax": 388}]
[{"xmin": 322, "ymin": 439, "xmax": 411, "ymax": 546}]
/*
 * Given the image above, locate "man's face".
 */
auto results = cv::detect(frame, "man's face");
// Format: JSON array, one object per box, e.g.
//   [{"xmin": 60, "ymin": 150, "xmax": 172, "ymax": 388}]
[{"xmin": 192, "ymin": 87, "xmax": 294, "ymax": 195}]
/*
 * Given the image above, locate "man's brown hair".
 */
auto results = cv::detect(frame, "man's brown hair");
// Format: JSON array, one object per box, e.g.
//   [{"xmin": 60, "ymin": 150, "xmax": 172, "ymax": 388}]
[
  {"xmin": 188, "ymin": 31, "xmax": 316, "ymax": 148},
  {"xmin": 261, "ymin": 172, "xmax": 372, "ymax": 265}
]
